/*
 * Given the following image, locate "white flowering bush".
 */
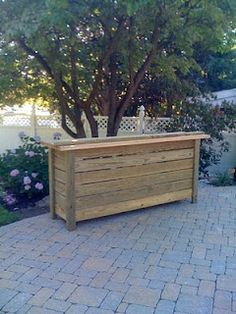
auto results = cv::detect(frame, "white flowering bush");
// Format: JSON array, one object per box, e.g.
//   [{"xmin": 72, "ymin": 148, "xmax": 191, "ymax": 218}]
[{"xmin": 0, "ymin": 132, "xmax": 48, "ymax": 208}]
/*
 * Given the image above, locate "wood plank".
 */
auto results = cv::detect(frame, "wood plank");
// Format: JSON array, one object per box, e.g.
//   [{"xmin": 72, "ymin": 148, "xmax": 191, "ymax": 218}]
[
  {"xmin": 48, "ymin": 148, "xmax": 56, "ymax": 219},
  {"xmin": 76, "ymin": 169, "xmax": 193, "ymax": 197},
  {"xmin": 75, "ymin": 189, "xmax": 192, "ymax": 221},
  {"xmin": 75, "ymin": 148, "xmax": 194, "ymax": 172},
  {"xmin": 65, "ymin": 151, "xmax": 76, "ymax": 231},
  {"xmin": 74, "ymin": 140, "xmax": 194, "ymax": 159},
  {"xmin": 55, "ymin": 168, "xmax": 66, "ymax": 183},
  {"xmin": 55, "ymin": 205, "xmax": 66, "ymax": 220},
  {"xmin": 76, "ymin": 179, "xmax": 192, "ymax": 209},
  {"xmin": 55, "ymin": 179, "xmax": 65, "ymax": 196},
  {"xmin": 54, "ymin": 155, "xmax": 65, "ymax": 171},
  {"xmin": 192, "ymin": 139, "xmax": 200, "ymax": 203},
  {"xmin": 42, "ymin": 132, "xmax": 209, "ymax": 151},
  {"xmin": 75, "ymin": 159, "xmax": 193, "ymax": 184},
  {"xmin": 55, "ymin": 191, "xmax": 66, "ymax": 209}
]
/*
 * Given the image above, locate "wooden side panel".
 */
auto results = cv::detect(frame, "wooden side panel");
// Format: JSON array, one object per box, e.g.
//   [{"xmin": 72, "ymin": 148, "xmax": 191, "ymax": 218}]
[
  {"xmin": 53, "ymin": 151, "xmax": 66, "ymax": 219},
  {"xmin": 75, "ymin": 148, "xmax": 193, "ymax": 172},
  {"xmin": 76, "ymin": 178, "xmax": 192, "ymax": 210},
  {"xmin": 50, "ymin": 138, "xmax": 200, "ymax": 227},
  {"xmin": 75, "ymin": 189, "xmax": 192, "ymax": 221},
  {"xmin": 75, "ymin": 158, "xmax": 193, "ymax": 184},
  {"xmin": 192, "ymin": 139, "xmax": 200, "ymax": 203}
]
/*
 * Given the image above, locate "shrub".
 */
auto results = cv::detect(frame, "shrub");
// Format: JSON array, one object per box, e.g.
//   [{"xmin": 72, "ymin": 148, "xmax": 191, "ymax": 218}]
[
  {"xmin": 166, "ymin": 100, "xmax": 236, "ymax": 176},
  {"xmin": 0, "ymin": 133, "xmax": 48, "ymax": 208},
  {"xmin": 209, "ymin": 171, "xmax": 233, "ymax": 186}
]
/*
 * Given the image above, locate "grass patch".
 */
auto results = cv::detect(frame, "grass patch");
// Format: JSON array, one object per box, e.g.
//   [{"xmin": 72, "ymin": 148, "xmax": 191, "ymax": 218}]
[{"xmin": 0, "ymin": 206, "xmax": 20, "ymax": 227}]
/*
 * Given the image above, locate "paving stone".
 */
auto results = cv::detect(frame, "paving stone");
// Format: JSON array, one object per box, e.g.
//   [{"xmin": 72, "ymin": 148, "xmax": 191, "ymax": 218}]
[
  {"xmin": 86, "ymin": 308, "xmax": 114, "ymax": 314},
  {"xmin": 116, "ymin": 302, "xmax": 128, "ymax": 313},
  {"xmin": 28, "ymin": 287, "xmax": 55, "ymax": 307},
  {"xmin": 16, "ymin": 283, "xmax": 41, "ymax": 295},
  {"xmin": 123, "ymin": 304, "xmax": 155, "ymax": 314},
  {"xmin": 69, "ymin": 286, "xmax": 108, "ymax": 306},
  {"xmin": 124, "ymin": 286, "xmax": 160, "ymax": 307},
  {"xmin": 31, "ymin": 277, "xmax": 62, "ymax": 289},
  {"xmin": 126, "ymin": 276, "xmax": 150, "ymax": 287},
  {"xmin": 176, "ymin": 294, "xmax": 213, "ymax": 314},
  {"xmin": 111, "ymin": 268, "xmax": 129, "ymax": 282},
  {"xmin": 91, "ymin": 272, "xmax": 111, "ymax": 288},
  {"xmin": 146, "ymin": 266, "xmax": 178, "ymax": 282},
  {"xmin": 211, "ymin": 260, "xmax": 225, "ymax": 275},
  {"xmin": 82, "ymin": 257, "xmax": 113, "ymax": 272},
  {"xmin": 0, "ymin": 278, "xmax": 19, "ymax": 289},
  {"xmin": 198, "ymin": 280, "xmax": 215, "ymax": 297},
  {"xmin": 27, "ymin": 305, "xmax": 62, "ymax": 313},
  {"xmin": 214, "ymin": 290, "xmax": 232, "ymax": 310},
  {"xmin": 101, "ymin": 291, "xmax": 124, "ymax": 311},
  {"xmin": 44, "ymin": 298, "xmax": 71, "ymax": 312},
  {"xmin": 53, "ymin": 282, "xmax": 77, "ymax": 300},
  {"xmin": 154, "ymin": 300, "xmax": 175, "ymax": 314},
  {"xmin": 0, "ymin": 184, "xmax": 236, "ymax": 313},
  {"xmin": 217, "ymin": 275, "xmax": 236, "ymax": 292},
  {"xmin": 105, "ymin": 280, "xmax": 130, "ymax": 293},
  {"xmin": 2, "ymin": 292, "xmax": 32, "ymax": 313},
  {"xmin": 161, "ymin": 283, "xmax": 180, "ymax": 301},
  {"xmin": 65, "ymin": 304, "xmax": 88, "ymax": 313},
  {"xmin": 0, "ymin": 288, "xmax": 18, "ymax": 308}
]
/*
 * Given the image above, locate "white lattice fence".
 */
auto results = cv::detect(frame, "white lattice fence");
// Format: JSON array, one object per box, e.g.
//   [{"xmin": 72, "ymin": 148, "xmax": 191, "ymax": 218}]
[{"xmin": 0, "ymin": 110, "xmax": 171, "ymax": 152}]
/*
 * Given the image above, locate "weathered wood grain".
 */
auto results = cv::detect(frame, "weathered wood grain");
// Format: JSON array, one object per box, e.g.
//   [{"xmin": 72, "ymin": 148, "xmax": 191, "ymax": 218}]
[
  {"xmin": 75, "ymin": 148, "xmax": 194, "ymax": 172},
  {"xmin": 75, "ymin": 158, "xmax": 193, "ymax": 184},
  {"xmin": 75, "ymin": 189, "xmax": 192, "ymax": 221}
]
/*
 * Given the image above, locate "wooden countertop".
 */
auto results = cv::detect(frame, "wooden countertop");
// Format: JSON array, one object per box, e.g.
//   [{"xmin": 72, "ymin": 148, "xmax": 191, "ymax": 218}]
[{"xmin": 42, "ymin": 132, "xmax": 210, "ymax": 151}]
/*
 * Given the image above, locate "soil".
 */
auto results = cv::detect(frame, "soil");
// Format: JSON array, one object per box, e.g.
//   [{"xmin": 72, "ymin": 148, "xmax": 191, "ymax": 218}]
[
  {"xmin": 17, "ymin": 196, "xmax": 49, "ymax": 219},
  {"xmin": 1, "ymin": 195, "xmax": 49, "ymax": 220}
]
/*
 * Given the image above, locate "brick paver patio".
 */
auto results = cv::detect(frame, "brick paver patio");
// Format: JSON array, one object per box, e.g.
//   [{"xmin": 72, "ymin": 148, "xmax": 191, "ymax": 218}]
[{"xmin": 0, "ymin": 183, "xmax": 236, "ymax": 313}]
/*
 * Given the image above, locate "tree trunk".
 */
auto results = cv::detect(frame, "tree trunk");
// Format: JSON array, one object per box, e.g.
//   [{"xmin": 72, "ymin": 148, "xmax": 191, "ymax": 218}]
[{"xmin": 84, "ymin": 107, "xmax": 99, "ymax": 137}]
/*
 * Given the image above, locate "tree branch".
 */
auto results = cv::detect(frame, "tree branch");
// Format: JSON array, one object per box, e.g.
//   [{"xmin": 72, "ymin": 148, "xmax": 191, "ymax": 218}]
[{"xmin": 86, "ymin": 17, "xmax": 126, "ymax": 106}]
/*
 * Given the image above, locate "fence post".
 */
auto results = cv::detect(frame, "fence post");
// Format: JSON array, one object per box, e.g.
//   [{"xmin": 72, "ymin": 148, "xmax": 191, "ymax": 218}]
[
  {"xmin": 81, "ymin": 111, "xmax": 90, "ymax": 137},
  {"xmin": 139, "ymin": 105, "xmax": 145, "ymax": 134},
  {"xmin": 31, "ymin": 104, "xmax": 37, "ymax": 137}
]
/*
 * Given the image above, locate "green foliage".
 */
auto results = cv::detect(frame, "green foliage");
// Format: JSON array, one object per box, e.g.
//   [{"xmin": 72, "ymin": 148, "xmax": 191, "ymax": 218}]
[
  {"xmin": 166, "ymin": 100, "xmax": 236, "ymax": 176},
  {"xmin": 0, "ymin": 0, "xmax": 235, "ymax": 136},
  {"xmin": 210, "ymin": 171, "xmax": 234, "ymax": 186},
  {"xmin": 0, "ymin": 206, "xmax": 20, "ymax": 227},
  {"xmin": 0, "ymin": 135, "xmax": 48, "ymax": 207}
]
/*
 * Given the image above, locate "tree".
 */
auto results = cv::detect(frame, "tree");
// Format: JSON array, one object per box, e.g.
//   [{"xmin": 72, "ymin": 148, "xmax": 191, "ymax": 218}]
[{"xmin": 0, "ymin": 0, "xmax": 235, "ymax": 137}]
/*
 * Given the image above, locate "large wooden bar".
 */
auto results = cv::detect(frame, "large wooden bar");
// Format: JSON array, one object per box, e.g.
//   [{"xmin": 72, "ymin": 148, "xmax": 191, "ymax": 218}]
[{"xmin": 43, "ymin": 132, "xmax": 209, "ymax": 230}]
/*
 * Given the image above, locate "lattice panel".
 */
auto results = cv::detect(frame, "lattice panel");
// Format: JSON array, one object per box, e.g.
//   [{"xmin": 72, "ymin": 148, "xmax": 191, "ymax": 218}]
[
  {"xmin": 95, "ymin": 116, "xmax": 108, "ymax": 129},
  {"xmin": 119, "ymin": 117, "xmax": 138, "ymax": 132},
  {"xmin": 145, "ymin": 118, "xmax": 172, "ymax": 133},
  {"xmin": 37, "ymin": 115, "xmax": 61, "ymax": 128},
  {"xmin": 1, "ymin": 114, "xmax": 31, "ymax": 127}
]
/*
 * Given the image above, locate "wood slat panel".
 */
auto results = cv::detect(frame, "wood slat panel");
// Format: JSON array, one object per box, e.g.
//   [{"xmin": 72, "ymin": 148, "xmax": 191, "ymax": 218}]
[
  {"xmin": 55, "ymin": 168, "xmax": 66, "ymax": 183},
  {"xmin": 75, "ymin": 148, "xmax": 193, "ymax": 172},
  {"xmin": 75, "ymin": 189, "xmax": 192, "ymax": 221},
  {"xmin": 75, "ymin": 158, "xmax": 193, "ymax": 184},
  {"xmin": 76, "ymin": 179, "xmax": 192, "ymax": 209},
  {"xmin": 55, "ymin": 179, "xmax": 65, "ymax": 196},
  {"xmin": 54, "ymin": 155, "xmax": 65, "ymax": 171},
  {"xmin": 76, "ymin": 169, "xmax": 193, "ymax": 197},
  {"xmin": 55, "ymin": 205, "xmax": 66, "ymax": 220},
  {"xmin": 74, "ymin": 140, "xmax": 194, "ymax": 159},
  {"xmin": 55, "ymin": 191, "xmax": 66, "ymax": 209}
]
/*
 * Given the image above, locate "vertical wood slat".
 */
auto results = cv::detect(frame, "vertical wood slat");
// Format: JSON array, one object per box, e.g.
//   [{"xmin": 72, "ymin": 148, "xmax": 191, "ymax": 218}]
[
  {"xmin": 192, "ymin": 139, "xmax": 200, "ymax": 203},
  {"xmin": 48, "ymin": 148, "xmax": 56, "ymax": 219},
  {"xmin": 65, "ymin": 151, "xmax": 76, "ymax": 231}
]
